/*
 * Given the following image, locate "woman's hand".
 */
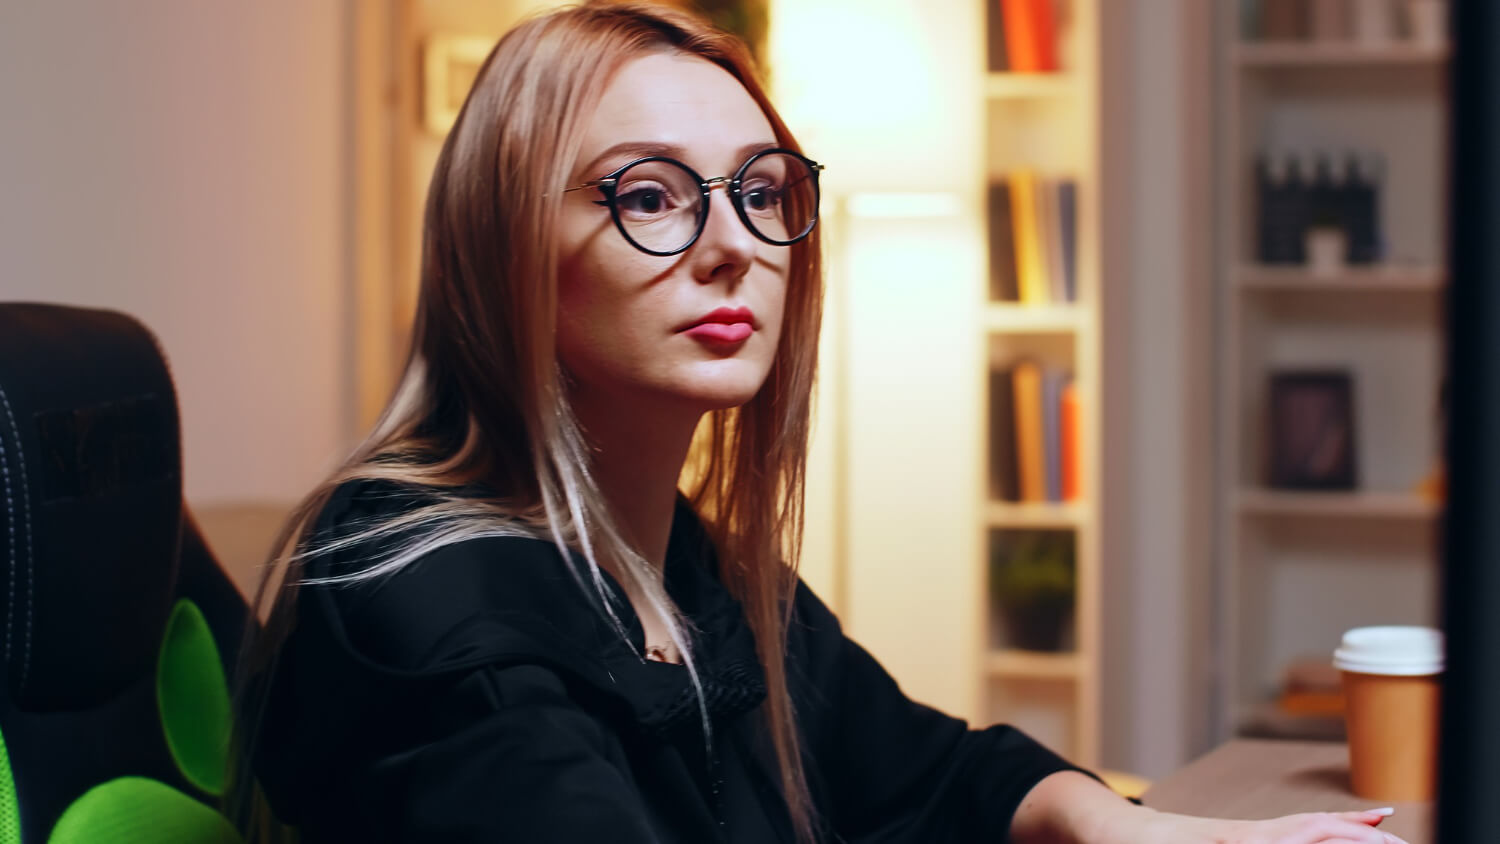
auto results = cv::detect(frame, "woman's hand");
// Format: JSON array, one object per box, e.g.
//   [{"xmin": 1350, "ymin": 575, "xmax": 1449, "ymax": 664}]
[
  {"xmin": 1013, "ymin": 771, "xmax": 1410, "ymax": 843},
  {"xmin": 1135, "ymin": 808, "xmax": 1408, "ymax": 844}
]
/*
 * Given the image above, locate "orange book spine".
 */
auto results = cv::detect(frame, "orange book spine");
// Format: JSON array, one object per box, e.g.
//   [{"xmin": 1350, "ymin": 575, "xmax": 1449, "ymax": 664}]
[
  {"xmin": 1000, "ymin": 0, "xmax": 1041, "ymax": 73},
  {"xmin": 1061, "ymin": 379, "xmax": 1082, "ymax": 500},
  {"xmin": 1012, "ymin": 360, "xmax": 1046, "ymax": 502},
  {"xmin": 1009, "ymin": 170, "xmax": 1049, "ymax": 305},
  {"xmin": 1001, "ymin": 0, "xmax": 1059, "ymax": 73},
  {"xmin": 1029, "ymin": 0, "xmax": 1060, "ymax": 72}
]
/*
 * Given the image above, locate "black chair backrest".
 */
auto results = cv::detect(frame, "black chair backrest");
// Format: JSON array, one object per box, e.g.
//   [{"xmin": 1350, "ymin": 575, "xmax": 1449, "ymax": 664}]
[{"xmin": 0, "ymin": 302, "xmax": 252, "ymax": 844}]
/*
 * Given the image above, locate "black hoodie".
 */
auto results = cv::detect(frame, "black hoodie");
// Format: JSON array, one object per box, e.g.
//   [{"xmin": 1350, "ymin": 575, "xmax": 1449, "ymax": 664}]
[{"xmin": 253, "ymin": 481, "xmax": 1096, "ymax": 842}]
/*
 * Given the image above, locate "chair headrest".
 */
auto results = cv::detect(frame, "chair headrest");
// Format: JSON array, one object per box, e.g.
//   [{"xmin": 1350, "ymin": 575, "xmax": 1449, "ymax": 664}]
[{"xmin": 0, "ymin": 303, "xmax": 182, "ymax": 712}]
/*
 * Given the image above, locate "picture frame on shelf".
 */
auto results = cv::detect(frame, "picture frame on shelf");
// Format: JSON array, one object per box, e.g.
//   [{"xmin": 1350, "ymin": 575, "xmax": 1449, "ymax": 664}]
[
  {"xmin": 421, "ymin": 35, "xmax": 495, "ymax": 136},
  {"xmin": 1267, "ymin": 369, "xmax": 1360, "ymax": 490}
]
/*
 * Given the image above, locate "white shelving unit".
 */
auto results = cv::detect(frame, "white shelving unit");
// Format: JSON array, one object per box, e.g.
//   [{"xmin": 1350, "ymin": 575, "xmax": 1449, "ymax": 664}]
[
  {"xmin": 1236, "ymin": 488, "xmax": 1441, "ymax": 521},
  {"xmin": 979, "ymin": 0, "xmax": 1101, "ymax": 766},
  {"xmin": 984, "ymin": 73, "xmax": 1080, "ymax": 100},
  {"xmin": 1213, "ymin": 10, "xmax": 1449, "ymax": 742},
  {"xmin": 983, "ymin": 303, "xmax": 1085, "ymax": 333},
  {"xmin": 1234, "ymin": 41, "xmax": 1450, "ymax": 67},
  {"xmin": 1235, "ymin": 264, "xmax": 1445, "ymax": 293}
]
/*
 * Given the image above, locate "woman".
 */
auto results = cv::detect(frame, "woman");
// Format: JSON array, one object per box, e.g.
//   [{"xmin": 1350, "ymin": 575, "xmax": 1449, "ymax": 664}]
[{"xmin": 239, "ymin": 3, "xmax": 1407, "ymax": 842}]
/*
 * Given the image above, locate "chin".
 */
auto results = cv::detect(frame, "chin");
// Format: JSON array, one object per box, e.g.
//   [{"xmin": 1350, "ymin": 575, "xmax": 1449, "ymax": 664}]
[{"xmin": 670, "ymin": 361, "xmax": 772, "ymax": 411}]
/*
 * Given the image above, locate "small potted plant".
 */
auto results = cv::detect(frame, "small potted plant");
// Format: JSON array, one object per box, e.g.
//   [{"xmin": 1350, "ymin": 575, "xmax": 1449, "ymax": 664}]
[{"xmin": 990, "ymin": 532, "xmax": 1076, "ymax": 652}]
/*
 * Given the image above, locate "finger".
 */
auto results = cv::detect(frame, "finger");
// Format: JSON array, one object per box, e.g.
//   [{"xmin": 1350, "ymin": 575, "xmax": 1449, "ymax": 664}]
[
  {"xmin": 1338, "ymin": 807, "xmax": 1396, "ymax": 827},
  {"xmin": 1286, "ymin": 816, "xmax": 1396, "ymax": 844},
  {"xmin": 1319, "ymin": 829, "xmax": 1404, "ymax": 844}
]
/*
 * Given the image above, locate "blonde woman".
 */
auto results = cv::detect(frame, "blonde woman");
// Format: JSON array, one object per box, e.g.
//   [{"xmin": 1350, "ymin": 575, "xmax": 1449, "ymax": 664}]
[{"xmin": 240, "ymin": 4, "xmax": 1409, "ymax": 842}]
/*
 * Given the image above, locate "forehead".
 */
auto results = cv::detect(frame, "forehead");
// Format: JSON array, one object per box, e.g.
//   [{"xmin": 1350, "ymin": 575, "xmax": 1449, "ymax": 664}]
[{"xmin": 577, "ymin": 52, "xmax": 777, "ymax": 174}]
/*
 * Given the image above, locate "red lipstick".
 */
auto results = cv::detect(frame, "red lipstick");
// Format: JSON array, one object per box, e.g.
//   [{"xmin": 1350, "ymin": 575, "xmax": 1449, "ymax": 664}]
[{"xmin": 682, "ymin": 307, "xmax": 755, "ymax": 347}]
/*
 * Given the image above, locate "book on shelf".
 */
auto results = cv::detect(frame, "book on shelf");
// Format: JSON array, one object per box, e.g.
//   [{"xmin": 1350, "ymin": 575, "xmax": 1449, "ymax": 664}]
[
  {"xmin": 988, "ymin": 171, "xmax": 1080, "ymax": 305},
  {"xmin": 1257, "ymin": 0, "xmax": 1305, "ymax": 41},
  {"xmin": 1041, "ymin": 180, "xmax": 1067, "ymax": 304},
  {"xmin": 1061, "ymin": 377, "xmax": 1081, "ymax": 501},
  {"xmin": 1042, "ymin": 368, "xmax": 1064, "ymax": 502},
  {"xmin": 1058, "ymin": 180, "xmax": 1078, "ymax": 302},
  {"xmin": 1255, "ymin": 148, "xmax": 1384, "ymax": 266},
  {"xmin": 991, "ymin": 360, "xmax": 1080, "ymax": 505},
  {"xmin": 989, "ymin": 368, "xmax": 1021, "ymax": 502},
  {"xmin": 1012, "ymin": 360, "xmax": 1047, "ymax": 502},
  {"xmin": 1009, "ymin": 171, "xmax": 1049, "ymax": 305},
  {"xmin": 988, "ymin": 182, "xmax": 1021, "ymax": 301},
  {"xmin": 998, "ymin": 0, "xmax": 1060, "ymax": 74},
  {"xmin": 985, "ymin": 0, "xmax": 1010, "ymax": 72}
]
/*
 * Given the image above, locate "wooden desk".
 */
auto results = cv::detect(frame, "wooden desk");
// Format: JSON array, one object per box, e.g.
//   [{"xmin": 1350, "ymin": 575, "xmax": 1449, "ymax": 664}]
[{"xmin": 1143, "ymin": 740, "xmax": 1432, "ymax": 844}]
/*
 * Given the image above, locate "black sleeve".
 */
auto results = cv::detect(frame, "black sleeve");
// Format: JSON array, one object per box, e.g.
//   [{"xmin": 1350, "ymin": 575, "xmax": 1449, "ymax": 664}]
[{"xmin": 789, "ymin": 581, "xmax": 1105, "ymax": 843}]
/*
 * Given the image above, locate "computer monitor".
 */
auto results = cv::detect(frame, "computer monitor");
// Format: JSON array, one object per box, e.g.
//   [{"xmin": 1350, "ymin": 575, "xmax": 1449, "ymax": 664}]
[{"xmin": 1438, "ymin": 2, "xmax": 1500, "ymax": 841}]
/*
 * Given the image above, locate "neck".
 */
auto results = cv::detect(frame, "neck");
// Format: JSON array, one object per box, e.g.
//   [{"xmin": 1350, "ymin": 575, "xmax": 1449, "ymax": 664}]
[{"xmin": 568, "ymin": 388, "xmax": 701, "ymax": 572}]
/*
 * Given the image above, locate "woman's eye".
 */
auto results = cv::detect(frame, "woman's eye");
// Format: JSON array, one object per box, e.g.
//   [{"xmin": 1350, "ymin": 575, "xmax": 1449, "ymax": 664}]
[
  {"xmin": 616, "ymin": 184, "xmax": 677, "ymax": 216},
  {"xmin": 741, "ymin": 182, "xmax": 783, "ymax": 213}
]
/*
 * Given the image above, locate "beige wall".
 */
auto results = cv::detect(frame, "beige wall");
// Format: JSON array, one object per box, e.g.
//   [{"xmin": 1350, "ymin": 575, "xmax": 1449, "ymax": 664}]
[
  {"xmin": 0, "ymin": 1, "xmax": 354, "ymax": 510},
  {"xmin": 1099, "ymin": 0, "xmax": 1217, "ymax": 779}
]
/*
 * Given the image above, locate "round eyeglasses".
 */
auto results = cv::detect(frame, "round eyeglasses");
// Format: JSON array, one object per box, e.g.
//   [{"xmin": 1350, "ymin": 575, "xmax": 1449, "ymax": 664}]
[{"xmin": 564, "ymin": 148, "xmax": 825, "ymax": 257}]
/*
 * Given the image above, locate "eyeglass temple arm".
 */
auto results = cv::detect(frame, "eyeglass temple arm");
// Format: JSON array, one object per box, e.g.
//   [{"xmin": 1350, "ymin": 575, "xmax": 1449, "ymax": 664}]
[{"xmin": 563, "ymin": 178, "xmax": 617, "ymax": 193}]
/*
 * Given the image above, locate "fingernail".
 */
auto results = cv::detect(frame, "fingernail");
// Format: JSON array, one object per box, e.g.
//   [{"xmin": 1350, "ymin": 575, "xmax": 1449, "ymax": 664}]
[
  {"xmin": 1366, "ymin": 807, "xmax": 1396, "ymax": 817},
  {"xmin": 1384, "ymin": 833, "xmax": 1402, "ymax": 844}
]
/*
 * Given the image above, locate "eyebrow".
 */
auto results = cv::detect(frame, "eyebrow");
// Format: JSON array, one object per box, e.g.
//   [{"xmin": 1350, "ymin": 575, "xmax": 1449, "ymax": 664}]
[{"xmin": 577, "ymin": 140, "xmax": 781, "ymax": 178}]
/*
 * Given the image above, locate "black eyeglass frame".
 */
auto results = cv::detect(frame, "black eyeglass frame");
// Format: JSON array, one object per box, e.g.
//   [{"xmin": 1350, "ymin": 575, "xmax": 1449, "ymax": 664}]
[{"xmin": 563, "ymin": 147, "xmax": 825, "ymax": 257}]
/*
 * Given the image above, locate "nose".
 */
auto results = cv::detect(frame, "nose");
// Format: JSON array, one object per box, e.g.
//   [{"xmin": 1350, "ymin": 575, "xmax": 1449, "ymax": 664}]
[{"xmin": 689, "ymin": 180, "xmax": 756, "ymax": 286}]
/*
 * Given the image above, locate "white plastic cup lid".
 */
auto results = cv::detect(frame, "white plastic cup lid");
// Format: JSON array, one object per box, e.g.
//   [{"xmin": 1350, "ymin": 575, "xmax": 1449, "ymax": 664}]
[{"xmin": 1333, "ymin": 626, "xmax": 1445, "ymax": 676}]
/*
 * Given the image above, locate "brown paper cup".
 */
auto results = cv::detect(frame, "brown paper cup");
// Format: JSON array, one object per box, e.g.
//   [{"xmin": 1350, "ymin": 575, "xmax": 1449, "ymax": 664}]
[{"xmin": 1334, "ymin": 626, "xmax": 1444, "ymax": 801}]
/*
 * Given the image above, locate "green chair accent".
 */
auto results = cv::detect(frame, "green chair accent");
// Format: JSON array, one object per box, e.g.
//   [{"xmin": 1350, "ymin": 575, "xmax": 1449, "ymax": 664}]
[
  {"xmin": 157, "ymin": 599, "xmax": 233, "ymax": 797},
  {"xmin": 46, "ymin": 778, "xmax": 242, "ymax": 844},
  {"xmin": 0, "ymin": 726, "xmax": 20, "ymax": 844}
]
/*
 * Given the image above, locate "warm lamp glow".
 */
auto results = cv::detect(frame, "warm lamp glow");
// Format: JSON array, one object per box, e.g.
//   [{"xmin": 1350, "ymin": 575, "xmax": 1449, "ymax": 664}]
[{"xmin": 768, "ymin": 0, "xmax": 981, "ymax": 192}]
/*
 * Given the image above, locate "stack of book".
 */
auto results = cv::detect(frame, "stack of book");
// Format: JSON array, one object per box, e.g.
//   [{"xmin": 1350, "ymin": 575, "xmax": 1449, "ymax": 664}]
[
  {"xmin": 988, "ymin": 173, "xmax": 1079, "ymax": 304},
  {"xmin": 989, "ymin": 361, "xmax": 1081, "ymax": 504},
  {"xmin": 1256, "ymin": 149, "xmax": 1383, "ymax": 265},
  {"xmin": 986, "ymin": 0, "xmax": 1062, "ymax": 73}
]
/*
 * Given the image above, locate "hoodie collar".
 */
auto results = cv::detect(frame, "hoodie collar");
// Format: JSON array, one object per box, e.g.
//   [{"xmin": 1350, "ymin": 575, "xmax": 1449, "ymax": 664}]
[{"xmin": 590, "ymin": 497, "xmax": 768, "ymax": 742}]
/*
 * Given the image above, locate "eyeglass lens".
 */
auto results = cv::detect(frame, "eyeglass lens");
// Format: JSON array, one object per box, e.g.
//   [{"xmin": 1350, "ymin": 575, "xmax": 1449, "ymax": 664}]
[{"xmin": 611, "ymin": 152, "xmax": 818, "ymax": 254}]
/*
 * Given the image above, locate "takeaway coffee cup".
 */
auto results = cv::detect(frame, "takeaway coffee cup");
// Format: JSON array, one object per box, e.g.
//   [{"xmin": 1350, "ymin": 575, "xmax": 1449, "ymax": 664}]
[{"xmin": 1333, "ymin": 626, "xmax": 1444, "ymax": 801}]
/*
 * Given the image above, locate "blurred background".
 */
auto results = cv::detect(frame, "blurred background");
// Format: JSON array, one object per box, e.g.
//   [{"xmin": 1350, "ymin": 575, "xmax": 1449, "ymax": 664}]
[{"xmin": 0, "ymin": 0, "xmax": 1448, "ymax": 782}]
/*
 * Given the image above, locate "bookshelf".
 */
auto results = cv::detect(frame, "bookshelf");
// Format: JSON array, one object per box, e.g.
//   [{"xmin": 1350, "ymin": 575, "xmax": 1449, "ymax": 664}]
[
  {"xmin": 985, "ymin": 500, "xmax": 1088, "ymax": 530},
  {"xmin": 986, "ymin": 649, "xmax": 1083, "ymax": 681},
  {"xmin": 984, "ymin": 73, "xmax": 1079, "ymax": 100},
  {"xmin": 1235, "ymin": 264, "xmax": 1445, "ymax": 292},
  {"xmin": 1236, "ymin": 488, "xmax": 1441, "ymax": 521},
  {"xmin": 1234, "ymin": 41, "xmax": 1450, "ymax": 67},
  {"xmin": 1213, "ymin": 5, "xmax": 1449, "ymax": 742},
  {"xmin": 983, "ymin": 303, "xmax": 1083, "ymax": 333},
  {"xmin": 980, "ymin": 0, "xmax": 1101, "ymax": 765}
]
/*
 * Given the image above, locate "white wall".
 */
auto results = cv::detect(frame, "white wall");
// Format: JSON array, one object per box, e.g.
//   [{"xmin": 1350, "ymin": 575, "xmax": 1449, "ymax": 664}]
[{"xmin": 0, "ymin": 1, "xmax": 354, "ymax": 506}]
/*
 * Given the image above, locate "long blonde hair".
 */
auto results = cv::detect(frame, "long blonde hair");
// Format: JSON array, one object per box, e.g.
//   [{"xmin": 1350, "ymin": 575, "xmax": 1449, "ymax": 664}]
[{"xmin": 236, "ymin": 2, "xmax": 824, "ymax": 841}]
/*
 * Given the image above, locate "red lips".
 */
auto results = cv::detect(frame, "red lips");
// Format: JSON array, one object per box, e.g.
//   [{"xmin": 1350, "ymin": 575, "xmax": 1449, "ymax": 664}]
[
  {"xmin": 681, "ymin": 306, "xmax": 755, "ymax": 346},
  {"xmin": 681, "ymin": 306, "xmax": 755, "ymax": 332}
]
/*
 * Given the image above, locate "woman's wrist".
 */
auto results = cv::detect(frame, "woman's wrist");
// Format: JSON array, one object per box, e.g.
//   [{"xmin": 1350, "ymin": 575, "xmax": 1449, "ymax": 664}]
[{"xmin": 1011, "ymin": 770, "xmax": 1169, "ymax": 844}]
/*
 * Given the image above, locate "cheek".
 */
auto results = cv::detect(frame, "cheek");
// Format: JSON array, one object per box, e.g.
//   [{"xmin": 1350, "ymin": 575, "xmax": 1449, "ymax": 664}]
[{"xmin": 555, "ymin": 246, "xmax": 667, "ymax": 376}]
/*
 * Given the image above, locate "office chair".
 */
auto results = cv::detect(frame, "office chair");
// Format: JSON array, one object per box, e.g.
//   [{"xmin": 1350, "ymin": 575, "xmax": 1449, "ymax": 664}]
[{"xmin": 0, "ymin": 302, "xmax": 250, "ymax": 843}]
